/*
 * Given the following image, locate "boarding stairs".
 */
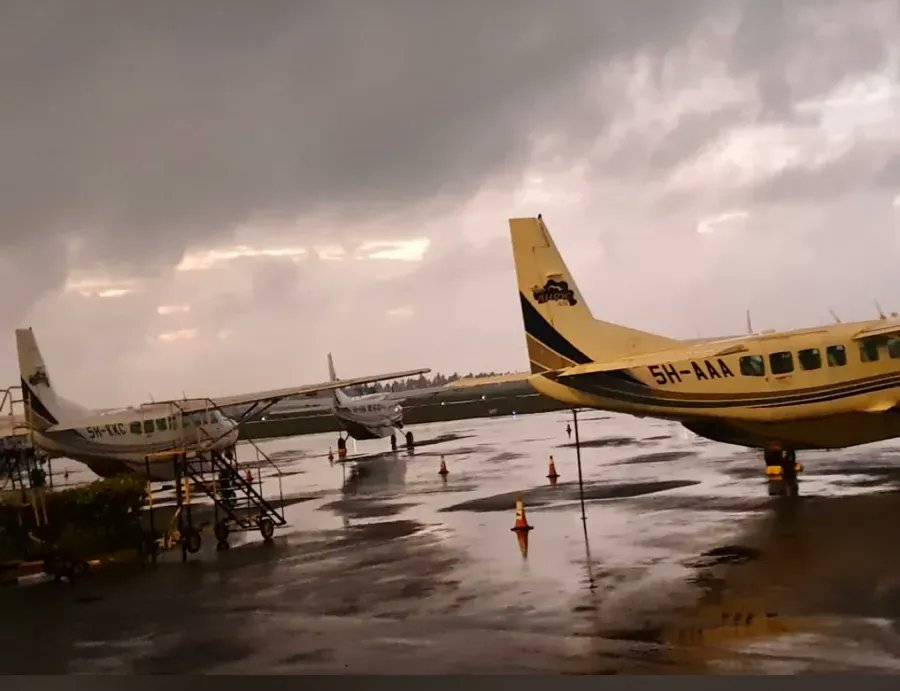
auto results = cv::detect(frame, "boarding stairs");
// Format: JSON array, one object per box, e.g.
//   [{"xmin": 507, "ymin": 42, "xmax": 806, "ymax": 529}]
[
  {"xmin": 0, "ymin": 386, "xmax": 42, "ymax": 496},
  {"xmin": 185, "ymin": 444, "xmax": 287, "ymax": 540},
  {"xmin": 140, "ymin": 397, "xmax": 286, "ymax": 553}
]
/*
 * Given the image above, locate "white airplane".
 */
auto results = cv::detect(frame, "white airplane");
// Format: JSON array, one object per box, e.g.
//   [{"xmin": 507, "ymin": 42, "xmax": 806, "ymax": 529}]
[
  {"xmin": 327, "ymin": 352, "xmax": 415, "ymax": 454},
  {"xmin": 14, "ymin": 328, "xmax": 430, "ymax": 481}
]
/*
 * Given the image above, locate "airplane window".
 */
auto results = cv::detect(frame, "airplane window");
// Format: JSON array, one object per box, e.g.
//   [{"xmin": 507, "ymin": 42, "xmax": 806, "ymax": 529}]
[
  {"xmin": 739, "ymin": 355, "xmax": 765, "ymax": 377},
  {"xmin": 827, "ymin": 345, "xmax": 847, "ymax": 367},
  {"xmin": 156, "ymin": 417, "xmax": 167, "ymax": 431},
  {"xmin": 860, "ymin": 339, "xmax": 879, "ymax": 363},
  {"xmin": 888, "ymin": 337, "xmax": 900, "ymax": 359},
  {"xmin": 769, "ymin": 352, "xmax": 793, "ymax": 375},
  {"xmin": 798, "ymin": 348, "xmax": 821, "ymax": 371},
  {"xmin": 130, "ymin": 421, "xmax": 142, "ymax": 434},
  {"xmin": 143, "ymin": 419, "xmax": 155, "ymax": 434}
]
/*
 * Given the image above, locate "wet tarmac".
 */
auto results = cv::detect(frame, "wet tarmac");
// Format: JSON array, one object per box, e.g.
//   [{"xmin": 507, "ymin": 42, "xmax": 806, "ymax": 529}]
[{"xmin": 4, "ymin": 411, "xmax": 900, "ymax": 673}]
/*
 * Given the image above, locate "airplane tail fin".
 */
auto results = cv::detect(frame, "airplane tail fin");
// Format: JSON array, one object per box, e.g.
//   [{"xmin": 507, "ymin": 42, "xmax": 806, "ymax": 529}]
[
  {"xmin": 509, "ymin": 216, "xmax": 678, "ymax": 373},
  {"xmin": 326, "ymin": 352, "xmax": 352, "ymax": 407},
  {"xmin": 16, "ymin": 327, "xmax": 90, "ymax": 430}
]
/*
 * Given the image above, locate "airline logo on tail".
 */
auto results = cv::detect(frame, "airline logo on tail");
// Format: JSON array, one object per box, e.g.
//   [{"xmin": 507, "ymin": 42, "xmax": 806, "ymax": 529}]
[
  {"xmin": 28, "ymin": 366, "xmax": 50, "ymax": 387},
  {"xmin": 532, "ymin": 279, "xmax": 577, "ymax": 306}
]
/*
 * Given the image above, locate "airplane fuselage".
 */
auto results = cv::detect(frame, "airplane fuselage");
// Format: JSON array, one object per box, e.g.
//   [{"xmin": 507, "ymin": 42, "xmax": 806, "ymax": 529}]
[
  {"xmin": 529, "ymin": 316, "xmax": 900, "ymax": 451},
  {"xmin": 32, "ymin": 405, "xmax": 239, "ymax": 480},
  {"xmin": 334, "ymin": 394, "xmax": 404, "ymax": 440}
]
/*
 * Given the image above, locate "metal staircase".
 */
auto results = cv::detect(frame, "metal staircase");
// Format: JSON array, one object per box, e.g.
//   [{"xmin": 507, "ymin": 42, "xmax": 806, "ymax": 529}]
[
  {"xmin": 1, "ymin": 386, "xmax": 41, "ymax": 496},
  {"xmin": 140, "ymin": 397, "xmax": 287, "ymax": 557}
]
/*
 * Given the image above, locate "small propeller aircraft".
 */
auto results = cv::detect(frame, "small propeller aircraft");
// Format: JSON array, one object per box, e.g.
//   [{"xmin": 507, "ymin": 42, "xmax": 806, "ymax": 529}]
[
  {"xmin": 14, "ymin": 327, "xmax": 429, "ymax": 481},
  {"xmin": 326, "ymin": 352, "xmax": 416, "ymax": 454},
  {"xmin": 508, "ymin": 215, "xmax": 900, "ymax": 479}
]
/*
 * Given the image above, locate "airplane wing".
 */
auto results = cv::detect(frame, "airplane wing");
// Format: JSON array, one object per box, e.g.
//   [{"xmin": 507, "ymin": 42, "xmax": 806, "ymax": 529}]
[
  {"xmin": 852, "ymin": 320, "xmax": 900, "ymax": 340},
  {"xmin": 175, "ymin": 367, "xmax": 431, "ymax": 414},
  {"xmin": 444, "ymin": 372, "xmax": 532, "ymax": 389},
  {"xmin": 553, "ymin": 340, "xmax": 748, "ymax": 380}
]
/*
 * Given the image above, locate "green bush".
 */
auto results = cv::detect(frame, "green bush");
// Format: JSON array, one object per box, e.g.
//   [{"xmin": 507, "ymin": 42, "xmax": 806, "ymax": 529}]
[{"xmin": 0, "ymin": 475, "xmax": 148, "ymax": 562}]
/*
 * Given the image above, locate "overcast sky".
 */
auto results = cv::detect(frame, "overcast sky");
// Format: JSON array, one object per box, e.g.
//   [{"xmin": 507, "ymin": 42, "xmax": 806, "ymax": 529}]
[{"xmin": 2, "ymin": 0, "xmax": 900, "ymax": 409}]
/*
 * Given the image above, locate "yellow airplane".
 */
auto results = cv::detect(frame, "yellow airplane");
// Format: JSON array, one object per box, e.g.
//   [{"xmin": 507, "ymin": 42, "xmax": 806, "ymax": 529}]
[{"xmin": 508, "ymin": 215, "xmax": 900, "ymax": 476}]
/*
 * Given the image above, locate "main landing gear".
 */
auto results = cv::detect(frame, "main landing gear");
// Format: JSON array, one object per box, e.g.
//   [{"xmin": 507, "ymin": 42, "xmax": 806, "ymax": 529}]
[
  {"xmin": 390, "ymin": 431, "xmax": 415, "ymax": 451},
  {"xmin": 764, "ymin": 446, "xmax": 800, "ymax": 496},
  {"xmin": 336, "ymin": 430, "xmax": 416, "ymax": 456}
]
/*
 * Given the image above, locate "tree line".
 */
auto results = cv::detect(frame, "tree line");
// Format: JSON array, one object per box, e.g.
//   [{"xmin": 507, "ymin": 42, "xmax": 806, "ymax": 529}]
[{"xmin": 358, "ymin": 371, "xmax": 513, "ymax": 393}]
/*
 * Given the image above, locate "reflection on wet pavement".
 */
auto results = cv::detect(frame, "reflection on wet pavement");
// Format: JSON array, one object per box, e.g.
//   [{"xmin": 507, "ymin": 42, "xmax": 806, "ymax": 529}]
[{"xmin": 3, "ymin": 411, "xmax": 900, "ymax": 673}]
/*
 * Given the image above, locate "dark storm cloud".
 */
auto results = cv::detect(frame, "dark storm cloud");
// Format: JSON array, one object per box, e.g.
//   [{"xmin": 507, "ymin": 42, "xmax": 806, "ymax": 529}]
[
  {"xmin": 1, "ymin": 0, "xmax": 731, "ymax": 267},
  {"xmin": 602, "ymin": 104, "xmax": 754, "ymax": 182},
  {"xmin": 727, "ymin": 0, "xmax": 898, "ymax": 119},
  {"xmin": 3, "ymin": 0, "xmax": 895, "ymax": 271},
  {"xmin": 750, "ymin": 139, "xmax": 900, "ymax": 205},
  {"xmin": 0, "ymin": 237, "xmax": 69, "ymax": 329}
]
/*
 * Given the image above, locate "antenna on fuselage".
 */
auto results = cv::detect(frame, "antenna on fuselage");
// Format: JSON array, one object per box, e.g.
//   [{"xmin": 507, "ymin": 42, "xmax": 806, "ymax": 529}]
[
  {"xmin": 829, "ymin": 308, "xmax": 842, "ymax": 324},
  {"xmin": 745, "ymin": 309, "xmax": 753, "ymax": 335},
  {"xmin": 875, "ymin": 300, "xmax": 887, "ymax": 320}
]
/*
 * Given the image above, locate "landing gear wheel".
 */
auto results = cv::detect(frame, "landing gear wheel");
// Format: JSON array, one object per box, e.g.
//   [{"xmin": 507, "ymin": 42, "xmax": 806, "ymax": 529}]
[
  {"xmin": 780, "ymin": 449, "xmax": 798, "ymax": 493},
  {"xmin": 216, "ymin": 540, "xmax": 230, "ymax": 552},
  {"xmin": 405, "ymin": 431, "xmax": 414, "ymax": 448},
  {"xmin": 214, "ymin": 519, "xmax": 230, "ymax": 544},
  {"xmin": 390, "ymin": 434, "xmax": 397, "ymax": 451},
  {"xmin": 258, "ymin": 517, "xmax": 275, "ymax": 542},
  {"xmin": 183, "ymin": 528, "xmax": 202, "ymax": 554}
]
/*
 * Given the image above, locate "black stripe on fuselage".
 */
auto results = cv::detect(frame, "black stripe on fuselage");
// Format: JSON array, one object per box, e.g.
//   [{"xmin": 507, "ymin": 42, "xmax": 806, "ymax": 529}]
[
  {"xmin": 520, "ymin": 291, "xmax": 900, "ymax": 410},
  {"xmin": 20, "ymin": 379, "xmax": 59, "ymax": 426},
  {"xmin": 519, "ymin": 292, "xmax": 644, "ymax": 386},
  {"xmin": 46, "ymin": 428, "xmax": 188, "ymax": 455},
  {"xmin": 519, "ymin": 292, "xmax": 591, "ymax": 366},
  {"xmin": 560, "ymin": 370, "xmax": 900, "ymax": 410}
]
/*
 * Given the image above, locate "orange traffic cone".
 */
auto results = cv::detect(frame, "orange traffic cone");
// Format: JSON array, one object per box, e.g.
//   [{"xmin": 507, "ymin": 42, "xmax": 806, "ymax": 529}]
[
  {"xmin": 439, "ymin": 457, "xmax": 448, "ymax": 476},
  {"xmin": 546, "ymin": 455, "xmax": 559, "ymax": 481},
  {"xmin": 510, "ymin": 495, "xmax": 533, "ymax": 532},
  {"xmin": 515, "ymin": 529, "xmax": 529, "ymax": 558}
]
